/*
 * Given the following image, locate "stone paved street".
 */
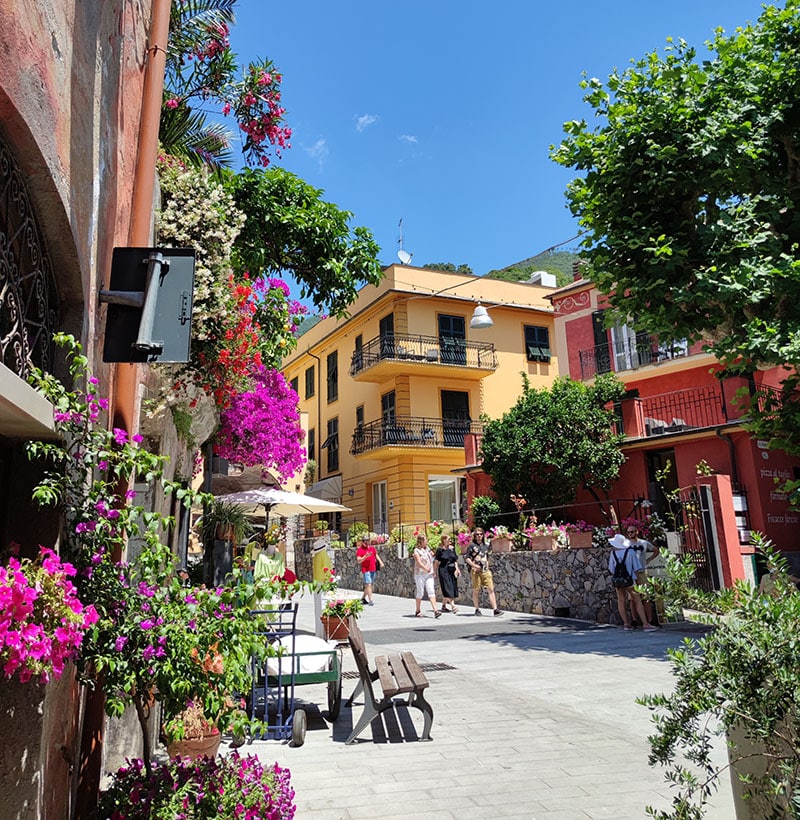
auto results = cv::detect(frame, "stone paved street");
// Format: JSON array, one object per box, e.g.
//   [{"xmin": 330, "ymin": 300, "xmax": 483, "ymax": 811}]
[{"xmin": 232, "ymin": 591, "xmax": 735, "ymax": 819}]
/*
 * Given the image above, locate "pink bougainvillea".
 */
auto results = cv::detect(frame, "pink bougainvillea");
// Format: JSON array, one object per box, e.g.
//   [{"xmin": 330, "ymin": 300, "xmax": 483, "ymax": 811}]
[
  {"xmin": 215, "ymin": 366, "xmax": 305, "ymax": 483},
  {"xmin": 0, "ymin": 548, "xmax": 99, "ymax": 683}
]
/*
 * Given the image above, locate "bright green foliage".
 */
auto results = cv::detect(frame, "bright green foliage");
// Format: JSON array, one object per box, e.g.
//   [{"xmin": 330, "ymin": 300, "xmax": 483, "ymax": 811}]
[
  {"xmin": 479, "ymin": 374, "xmax": 626, "ymax": 513},
  {"xmin": 227, "ymin": 168, "xmax": 383, "ymax": 317},
  {"xmin": 639, "ymin": 536, "xmax": 800, "ymax": 818},
  {"xmin": 552, "ymin": 2, "xmax": 800, "ymax": 452},
  {"xmin": 470, "ymin": 495, "xmax": 503, "ymax": 532}
]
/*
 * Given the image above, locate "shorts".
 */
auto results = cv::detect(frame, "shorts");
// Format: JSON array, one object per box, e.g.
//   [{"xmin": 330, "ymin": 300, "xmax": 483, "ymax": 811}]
[
  {"xmin": 414, "ymin": 573, "xmax": 435, "ymax": 599},
  {"xmin": 362, "ymin": 570, "xmax": 375, "ymax": 585},
  {"xmin": 471, "ymin": 569, "xmax": 493, "ymax": 591}
]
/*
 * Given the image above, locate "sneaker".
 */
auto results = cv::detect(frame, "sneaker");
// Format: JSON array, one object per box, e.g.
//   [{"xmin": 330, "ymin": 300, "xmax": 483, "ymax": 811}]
[
  {"xmin": 361, "ymin": 598, "xmax": 367, "ymax": 604},
  {"xmin": 474, "ymin": 608, "xmax": 482, "ymax": 616},
  {"xmin": 643, "ymin": 624, "xmax": 660, "ymax": 632},
  {"xmin": 493, "ymin": 609, "xmax": 503, "ymax": 617},
  {"xmin": 368, "ymin": 601, "xmax": 374, "ymax": 606},
  {"xmin": 623, "ymin": 624, "xmax": 632, "ymax": 631}
]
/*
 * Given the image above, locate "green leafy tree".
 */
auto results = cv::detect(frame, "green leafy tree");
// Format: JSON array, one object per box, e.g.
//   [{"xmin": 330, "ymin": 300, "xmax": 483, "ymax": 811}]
[
  {"xmin": 551, "ymin": 2, "xmax": 800, "ymax": 453},
  {"xmin": 227, "ymin": 167, "xmax": 383, "ymax": 317},
  {"xmin": 479, "ymin": 374, "xmax": 626, "ymax": 513},
  {"xmin": 422, "ymin": 262, "xmax": 474, "ymax": 273}
]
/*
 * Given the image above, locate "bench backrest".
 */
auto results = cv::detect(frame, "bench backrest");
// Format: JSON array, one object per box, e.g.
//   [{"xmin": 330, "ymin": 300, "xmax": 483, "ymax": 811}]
[{"xmin": 347, "ymin": 615, "xmax": 377, "ymax": 699}]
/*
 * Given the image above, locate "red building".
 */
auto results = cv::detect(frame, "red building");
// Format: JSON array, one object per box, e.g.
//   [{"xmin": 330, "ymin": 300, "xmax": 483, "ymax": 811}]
[{"xmin": 465, "ymin": 270, "xmax": 800, "ymax": 588}]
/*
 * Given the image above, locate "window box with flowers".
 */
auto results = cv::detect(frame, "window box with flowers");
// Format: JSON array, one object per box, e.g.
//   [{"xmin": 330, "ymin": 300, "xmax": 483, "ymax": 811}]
[
  {"xmin": 525, "ymin": 523, "xmax": 569, "ymax": 551},
  {"xmin": 488, "ymin": 525, "xmax": 513, "ymax": 553},
  {"xmin": 564, "ymin": 521, "xmax": 595, "ymax": 549},
  {"xmin": 320, "ymin": 597, "xmax": 365, "ymax": 641}
]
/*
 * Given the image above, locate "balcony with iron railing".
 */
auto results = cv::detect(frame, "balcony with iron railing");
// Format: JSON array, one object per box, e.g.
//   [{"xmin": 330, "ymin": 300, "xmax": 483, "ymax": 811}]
[
  {"xmin": 579, "ymin": 336, "xmax": 690, "ymax": 381},
  {"xmin": 349, "ymin": 333, "xmax": 497, "ymax": 381},
  {"xmin": 350, "ymin": 415, "xmax": 485, "ymax": 456},
  {"xmin": 617, "ymin": 383, "xmax": 751, "ymax": 439}
]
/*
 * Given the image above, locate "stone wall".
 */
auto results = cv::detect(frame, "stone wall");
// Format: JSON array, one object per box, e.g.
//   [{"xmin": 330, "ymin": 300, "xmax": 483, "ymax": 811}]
[{"xmin": 294, "ymin": 545, "xmax": 620, "ymax": 624}]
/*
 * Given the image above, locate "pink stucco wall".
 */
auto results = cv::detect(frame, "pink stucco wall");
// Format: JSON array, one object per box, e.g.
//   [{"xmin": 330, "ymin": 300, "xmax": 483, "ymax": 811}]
[{"xmin": 0, "ymin": 1, "xmax": 153, "ymax": 816}]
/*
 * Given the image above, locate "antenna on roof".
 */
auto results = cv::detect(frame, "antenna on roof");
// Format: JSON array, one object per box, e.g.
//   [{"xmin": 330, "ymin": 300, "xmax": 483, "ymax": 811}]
[{"xmin": 397, "ymin": 218, "xmax": 413, "ymax": 265}]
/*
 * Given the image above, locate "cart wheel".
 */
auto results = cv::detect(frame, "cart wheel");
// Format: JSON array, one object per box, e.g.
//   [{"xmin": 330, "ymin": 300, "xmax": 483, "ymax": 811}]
[
  {"xmin": 291, "ymin": 708, "xmax": 307, "ymax": 747},
  {"xmin": 327, "ymin": 673, "xmax": 343, "ymax": 721}
]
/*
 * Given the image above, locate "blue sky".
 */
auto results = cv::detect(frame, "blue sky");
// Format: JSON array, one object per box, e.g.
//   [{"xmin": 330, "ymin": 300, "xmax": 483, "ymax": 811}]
[{"xmin": 227, "ymin": 0, "xmax": 772, "ymax": 279}]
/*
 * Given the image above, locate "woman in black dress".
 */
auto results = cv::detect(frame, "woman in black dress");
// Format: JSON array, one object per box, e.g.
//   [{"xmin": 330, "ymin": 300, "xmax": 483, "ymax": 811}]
[{"xmin": 434, "ymin": 533, "xmax": 460, "ymax": 612}]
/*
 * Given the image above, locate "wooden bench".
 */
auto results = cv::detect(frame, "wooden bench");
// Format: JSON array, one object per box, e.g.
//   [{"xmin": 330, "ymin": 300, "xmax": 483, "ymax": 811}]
[{"xmin": 344, "ymin": 615, "xmax": 433, "ymax": 745}]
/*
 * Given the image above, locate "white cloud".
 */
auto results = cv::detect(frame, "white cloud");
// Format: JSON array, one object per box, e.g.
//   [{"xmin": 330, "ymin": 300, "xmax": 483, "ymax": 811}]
[
  {"xmin": 399, "ymin": 134, "xmax": 418, "ymax": 144},
  {"xmin": 304, "ymin": 138, "xmax": 329, "ymax": 168},
  {"xmin": 355, "ymin": 114, "xmax": 379, "ymax": 132}
]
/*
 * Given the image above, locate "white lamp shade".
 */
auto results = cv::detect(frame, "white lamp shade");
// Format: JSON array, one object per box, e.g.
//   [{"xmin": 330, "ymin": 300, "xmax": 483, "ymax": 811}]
[{"xmin": 470, "ymin": 304, "xmax": 493, "ymax": 329}]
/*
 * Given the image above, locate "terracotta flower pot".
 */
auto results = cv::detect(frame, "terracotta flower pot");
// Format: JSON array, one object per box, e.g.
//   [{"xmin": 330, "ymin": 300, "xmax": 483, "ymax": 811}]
[
  {"xmin": 529, "ymin": 535, "xmax": 559, "ymax": 551},
  {"xmin": 166, "ymin": 731, "xmax": 221, "ymax": 761},
  {"xmin": 568, "ymin": 532, "xmax": 594, "ymax": 548},
  {"xmin": 491, "ymin": 536, "xmax": 512, "ymax": 553},
  {"xmin": 320, "ymin": 614, "xmax": 350, "ymax": 641}
]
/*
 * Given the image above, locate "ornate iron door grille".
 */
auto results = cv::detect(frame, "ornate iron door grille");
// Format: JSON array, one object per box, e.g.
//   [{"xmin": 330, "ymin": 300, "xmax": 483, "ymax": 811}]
[{"xmin": 0, "ymin": 135, "xmax": 59, "ymax": 378}]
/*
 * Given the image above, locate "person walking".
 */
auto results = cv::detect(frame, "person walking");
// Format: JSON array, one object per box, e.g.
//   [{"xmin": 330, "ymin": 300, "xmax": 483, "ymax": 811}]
[
  {"xmin": 412, "ymin": 534, "xmax": 441, "ymax": 618},
  {"xmin": 434, "ymin": 533, "xmax": 460, "ymax": 613},
  {"xmin": 608, "ymin": 532, "xmax": 657, "ymax": 631},
  {"xmin": 625, "ymin": 523, "xmax": 660, "ymax": 626},
  {"xmin": 465, "ymin": 528, "xmax": 503, "ymax": 616},
  {"xmin": 355, "ymin": 535, "xmax": 383, "ymax": 605}
]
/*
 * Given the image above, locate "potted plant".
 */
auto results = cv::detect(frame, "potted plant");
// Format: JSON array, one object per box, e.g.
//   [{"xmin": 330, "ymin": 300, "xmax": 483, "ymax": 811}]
[
  {"xmin": 488, "ymin": 525, "xmax": 512, "ymax": 553},
  {"xmin": 99, "ymin": 751, "xmax": 296, "ymax": 818},
  {"xmin": 564, "ymin": 521, "xmax": 595, "ymax": 548},
  {"xmin": 639, "ymin": 535, "xmax": 800, "ymax": 819},
  {"xmin": 320, "ymin": 597, "xmax": 365, "ymax": 641},
  {"xmin": 207, "ymin": 499, "xmax": 252, "ymax": 544},
  {"xmin": 526, "ymin": 522, "xmax": 565, "ymax": 551},
  {"xmin": 163, "ymin": 699, "xmax": 221, "ymax": 761},
  {"xmin": 348, "ymin": 521, "xmax": 370, "ymax": 545}
]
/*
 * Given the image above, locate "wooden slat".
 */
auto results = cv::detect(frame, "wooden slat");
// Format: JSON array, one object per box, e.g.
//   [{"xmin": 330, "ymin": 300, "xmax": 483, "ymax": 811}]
[
  {"xmin": 400, "ymin": 651, "xmax": 430, "ymax": 691},
  {"xmin": 387, "ymin": 653, "xmax": 414, "ymax": 694},
  {"xmin": 375, "ymin": 655, "xmax": 399, "ymax": 697}
]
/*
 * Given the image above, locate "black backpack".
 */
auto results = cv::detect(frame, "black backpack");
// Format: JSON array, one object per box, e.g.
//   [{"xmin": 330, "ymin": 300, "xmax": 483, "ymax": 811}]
[{"xmin": 612, "ymin": 548, "xmax": 633, "ymax": 588}]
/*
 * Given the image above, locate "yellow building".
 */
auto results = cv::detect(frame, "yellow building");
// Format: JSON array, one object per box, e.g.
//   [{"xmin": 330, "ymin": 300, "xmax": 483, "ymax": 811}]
[{"xmin": 281, "ymin": 264, "xmax": 558, "ymax": 533}]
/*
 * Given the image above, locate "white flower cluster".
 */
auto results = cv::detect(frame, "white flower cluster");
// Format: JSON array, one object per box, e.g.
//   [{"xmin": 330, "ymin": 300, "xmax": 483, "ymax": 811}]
[{"xmin": 156, "ymin": 162, "xmax": 246, "ymax": 340}]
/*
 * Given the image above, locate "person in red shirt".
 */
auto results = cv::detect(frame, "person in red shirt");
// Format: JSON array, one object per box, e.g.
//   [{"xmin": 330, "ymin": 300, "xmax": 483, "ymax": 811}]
[{"xmin": 355, "ymin": 535, "xmax": 383, "ymax": 605}]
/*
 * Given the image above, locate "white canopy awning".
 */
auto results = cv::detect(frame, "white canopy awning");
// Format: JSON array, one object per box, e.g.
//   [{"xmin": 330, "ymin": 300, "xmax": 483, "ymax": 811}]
[{"xmin": 305, "ymin": 475, "xmax": 343, "ymax": 503}]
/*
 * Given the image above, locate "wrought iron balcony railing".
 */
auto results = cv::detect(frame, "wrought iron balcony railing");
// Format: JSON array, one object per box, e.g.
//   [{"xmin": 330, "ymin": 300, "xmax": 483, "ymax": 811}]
[
  {"xmin": 579, "ymin": 337, "xmax": 689, "ymax": 380},
  {"xmin": 350, "ymin": 416, "xmax": 484, "ymax": 455},
  {"xmin": 349, "ymin": 332, "xmax": 497, "ymax": 376},
  {"xmin": 639, "ymin": 385, "xmax": 736, "ymax": 435}
]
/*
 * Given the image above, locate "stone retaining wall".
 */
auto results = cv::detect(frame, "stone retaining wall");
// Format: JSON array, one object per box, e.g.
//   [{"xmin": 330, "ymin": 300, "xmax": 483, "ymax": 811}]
[{"xmin": 294, "ymin": 545, "xmax": 620, "ymax": 624}]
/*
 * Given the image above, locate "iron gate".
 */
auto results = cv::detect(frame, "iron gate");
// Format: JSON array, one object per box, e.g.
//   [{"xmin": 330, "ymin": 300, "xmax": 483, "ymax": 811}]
[{"xmin": 674, "ymin": 485, "xmax": 720, "ymax": 593}]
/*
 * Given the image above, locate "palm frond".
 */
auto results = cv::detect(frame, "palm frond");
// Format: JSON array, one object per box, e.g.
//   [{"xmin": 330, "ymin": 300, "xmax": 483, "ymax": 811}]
[{"xmin": 160, "ymin": 104, "xmax": 234, "ymax": 172}]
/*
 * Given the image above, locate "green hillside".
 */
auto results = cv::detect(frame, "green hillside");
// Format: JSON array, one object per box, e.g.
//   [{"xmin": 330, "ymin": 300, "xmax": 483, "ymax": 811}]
[{"xmin": 485, "ymin": 250, "xmax": 582, "ymax": 287}]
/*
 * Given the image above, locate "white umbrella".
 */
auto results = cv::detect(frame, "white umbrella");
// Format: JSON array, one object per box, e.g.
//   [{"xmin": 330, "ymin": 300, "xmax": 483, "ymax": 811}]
[{"xmin": 214, "ymin": 488, "xmax": 350, "ymax": 516}]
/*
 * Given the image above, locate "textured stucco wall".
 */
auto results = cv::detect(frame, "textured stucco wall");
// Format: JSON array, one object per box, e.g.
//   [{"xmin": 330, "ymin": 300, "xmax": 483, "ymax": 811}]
[{"xmin": 0, "ymin": 1, "xmax": 153, "ymax": 816}]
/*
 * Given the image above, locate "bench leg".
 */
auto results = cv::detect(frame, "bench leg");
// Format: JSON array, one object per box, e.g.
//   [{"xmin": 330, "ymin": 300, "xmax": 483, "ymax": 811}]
[
  {"xmin": 410, "ymin": 690, "xmax": 434, "ymax": 741},
  {"xmin": 345, "ymin": 678, "xmax": 363, "ymax": 708},
  {"xmin": 345, "ymin": 697, "xmax": 389, "ymax": 745}
]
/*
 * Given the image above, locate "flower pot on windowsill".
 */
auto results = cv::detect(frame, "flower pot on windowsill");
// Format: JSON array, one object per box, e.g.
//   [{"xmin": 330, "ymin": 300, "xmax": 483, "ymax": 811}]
[
  {"xmin": 529, "ymin": 535, "xmax": 559, "ymax": 551},
  {"xmin": 568, "ymin": 532, "xmax": 594, "ymax": 549},
  {"xmin": 320, "ymin": 614, "xmax": 350, "ymax": 641},
  {"xmin": 491, "ymin": 536, "xmax": 512, "ymax": 553}
]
